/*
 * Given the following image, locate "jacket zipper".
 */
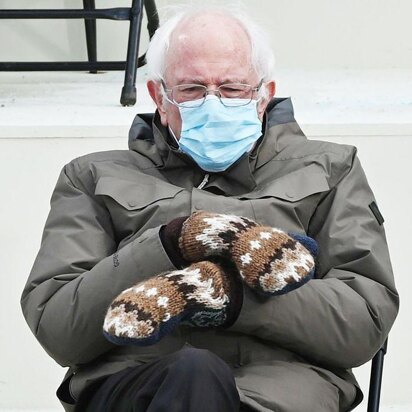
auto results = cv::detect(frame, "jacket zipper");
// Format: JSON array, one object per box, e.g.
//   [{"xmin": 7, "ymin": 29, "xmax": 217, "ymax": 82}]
[{"xmin": 197, "ymin": 174, "xmax": 209, "ymax": 189}]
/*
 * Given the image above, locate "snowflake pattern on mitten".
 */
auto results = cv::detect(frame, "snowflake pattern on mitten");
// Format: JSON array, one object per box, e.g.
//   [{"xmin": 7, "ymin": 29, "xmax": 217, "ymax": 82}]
[
  {"xmin": 178, "ymin": 211, "xmax": 317, "ymax": 295},
  {"xmin": 103, "ymin": 261, "xmax": 232, "ymax": 346}
]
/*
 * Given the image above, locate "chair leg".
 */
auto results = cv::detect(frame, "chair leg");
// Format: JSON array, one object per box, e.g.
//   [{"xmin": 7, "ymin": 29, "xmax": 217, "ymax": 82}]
[
  {"xmin": 120, "ymin": 0, "xmax": 144, "ymax": 106},
  {"xmin": 367, "ymin": 339, "xmax": 388, "ymax": 412},
  {"xmin": 83, "ymin": 0, "xmax": 97, "ymax": 74}
]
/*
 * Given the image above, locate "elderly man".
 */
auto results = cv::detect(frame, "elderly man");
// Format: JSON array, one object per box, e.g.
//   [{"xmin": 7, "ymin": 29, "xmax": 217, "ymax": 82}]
[{"xmin": 21, "ymin": 5, "xmax": 398, "ymax": 412}]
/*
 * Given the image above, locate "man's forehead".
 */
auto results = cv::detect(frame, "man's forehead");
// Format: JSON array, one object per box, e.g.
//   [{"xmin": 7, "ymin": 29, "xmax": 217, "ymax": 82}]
[
  {"xmin": 173, "ymin": 11, "xmax": 249, "ymax": 36},
  {"xmin": 168, "ymin": 12, "xmax": 251, "ymax": 56},
  {"xmin": 164, "ymin": 14, "xmax": 254, "ymax": 84},
  {"xmin": 164, "ymin": 56, "xmax": 256, "ymax": 84}
]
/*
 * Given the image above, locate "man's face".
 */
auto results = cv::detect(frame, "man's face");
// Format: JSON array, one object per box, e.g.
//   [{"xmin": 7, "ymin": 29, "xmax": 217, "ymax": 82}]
[{"xmin": 147, "ymin": 14, "xmax": 275, "ymax": 138}]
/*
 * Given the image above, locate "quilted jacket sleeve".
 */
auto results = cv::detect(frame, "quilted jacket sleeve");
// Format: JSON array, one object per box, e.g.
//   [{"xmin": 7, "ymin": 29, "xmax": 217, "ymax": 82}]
[
  {"xmin": 230, "ymin": 150, "xmax": 399, "ymax": 369},
  {"xmin": 20, "ymin": 160, "xmax": 176, "ymax": 368}
]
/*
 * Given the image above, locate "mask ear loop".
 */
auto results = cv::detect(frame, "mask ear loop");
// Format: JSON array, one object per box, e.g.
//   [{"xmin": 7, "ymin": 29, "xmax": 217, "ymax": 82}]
[
  {"xmin": 159, "ymin": 81, "xmax": 181, "ymax": 148},
  {"xmin": 250, "ymin": 84, "xmax": 266, "ymax": 152},
  {"xmin": 168, "ymin": 126, "xmax": 181, "ymax": 149}
]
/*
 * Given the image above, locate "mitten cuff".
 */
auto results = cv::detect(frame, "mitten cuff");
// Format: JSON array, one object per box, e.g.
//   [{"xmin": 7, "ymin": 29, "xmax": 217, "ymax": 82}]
[{"xmin": 160, "ymin": 216, "xmax": 189, "ymax": 268}]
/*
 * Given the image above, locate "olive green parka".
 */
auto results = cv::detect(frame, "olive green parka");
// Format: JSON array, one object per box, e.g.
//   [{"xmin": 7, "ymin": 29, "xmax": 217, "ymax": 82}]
[{"xmin": 21, "ymin": 98, "xmax": 399, "ymax": 411}]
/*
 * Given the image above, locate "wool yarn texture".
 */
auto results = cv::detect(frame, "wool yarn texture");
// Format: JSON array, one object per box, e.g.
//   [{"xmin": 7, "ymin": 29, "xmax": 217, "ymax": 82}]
[
  {"xmin": 103, "ymin": 261, "xmax": 232, "ymax": 346},
  {"xmin": 178, "ymin": 211, "xmax": 317, "ymax": 295}
]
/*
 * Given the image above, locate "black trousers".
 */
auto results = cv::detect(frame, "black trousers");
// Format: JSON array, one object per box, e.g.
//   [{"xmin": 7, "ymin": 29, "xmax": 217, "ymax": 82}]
[{"xmin": 76, "ymin": 346, "xmax": 252, "ymax": 412}]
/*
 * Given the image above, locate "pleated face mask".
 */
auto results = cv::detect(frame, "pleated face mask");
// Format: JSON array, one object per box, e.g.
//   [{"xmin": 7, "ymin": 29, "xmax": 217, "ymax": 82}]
[{"xmin": 176, "ymin": 95, "xmax": 263, "ymax": 172}]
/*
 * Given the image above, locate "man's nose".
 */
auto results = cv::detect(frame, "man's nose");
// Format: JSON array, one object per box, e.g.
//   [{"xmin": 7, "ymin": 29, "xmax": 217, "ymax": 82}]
[{"xmin": 204, "ymin": 88, "xmax": 221, "ymax": 98}]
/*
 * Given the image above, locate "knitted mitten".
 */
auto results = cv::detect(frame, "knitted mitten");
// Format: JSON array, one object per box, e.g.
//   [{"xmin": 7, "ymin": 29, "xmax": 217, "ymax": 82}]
[
  {"xmin": 164, "ymin": 211, "xmax": 317, "ymax": 296},
  {"xmin": 103, "ymin": 261, "xmax": 240, "ymax": 346}
]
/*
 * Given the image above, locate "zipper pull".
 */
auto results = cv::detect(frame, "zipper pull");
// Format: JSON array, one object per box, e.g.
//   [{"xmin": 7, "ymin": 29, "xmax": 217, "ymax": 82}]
[{"xmin": 197, "ymin": 174, "xmax": 209, "ymax": 189}]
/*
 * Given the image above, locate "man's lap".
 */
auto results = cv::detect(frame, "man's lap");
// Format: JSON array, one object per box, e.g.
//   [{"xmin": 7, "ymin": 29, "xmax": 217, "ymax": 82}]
[
  {"xmin": 76, "ymin": 347, "xmax": 241, "ymax": 412},
  {"xmin": 75, "ymin": 347, "xmax": 357, "ymax": 412}
]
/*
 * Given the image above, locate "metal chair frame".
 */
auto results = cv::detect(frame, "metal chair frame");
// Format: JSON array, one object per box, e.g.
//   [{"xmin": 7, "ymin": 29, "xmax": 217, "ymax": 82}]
[
  {"xmin": 0, "ymin": 0, "xmax": 159, "ymax": 106},
  {"xmin": 367, "ymin": 339, "xmax": 388, "ymax": 412}
]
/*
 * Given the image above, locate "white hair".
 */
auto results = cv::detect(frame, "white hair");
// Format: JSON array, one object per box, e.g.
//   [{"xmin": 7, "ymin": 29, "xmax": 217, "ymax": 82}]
[{"xmin": 146, "ymin": 5, "xmax": 276, "ymax": 83}]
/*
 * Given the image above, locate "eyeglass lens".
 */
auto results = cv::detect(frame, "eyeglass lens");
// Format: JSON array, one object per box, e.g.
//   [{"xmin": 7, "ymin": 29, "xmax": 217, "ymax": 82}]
[{"xmin": 172, "ymin": 83, "xmax": 255, "ymax": 106}]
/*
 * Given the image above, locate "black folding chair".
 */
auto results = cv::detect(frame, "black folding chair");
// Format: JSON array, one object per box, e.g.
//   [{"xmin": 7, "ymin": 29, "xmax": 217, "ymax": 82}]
[
  {"xmin": 367, "ymin": 339, "xmax": 388, "ymax": 412},
  {"xmin": 0, "ymin": 0, "xmax": 159, "ymax": 106}
]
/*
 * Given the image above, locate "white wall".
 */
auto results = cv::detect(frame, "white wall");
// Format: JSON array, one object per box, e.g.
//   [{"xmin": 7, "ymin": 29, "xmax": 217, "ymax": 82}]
[{"xmin": 1, "ymin": 0, "xmax": 412, "ymax": 69}]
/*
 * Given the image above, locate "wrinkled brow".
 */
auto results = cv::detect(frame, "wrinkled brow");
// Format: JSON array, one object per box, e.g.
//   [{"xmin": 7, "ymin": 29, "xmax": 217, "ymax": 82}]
[{"xmin": 172, "ymin": 76, "xmax": 252, "ymax": 86}]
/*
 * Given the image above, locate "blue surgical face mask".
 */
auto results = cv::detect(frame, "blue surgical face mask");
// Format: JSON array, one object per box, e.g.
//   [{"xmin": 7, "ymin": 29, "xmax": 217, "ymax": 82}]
[{"xmin": 172, "ymin": 96, "xmax": 262, "ymax": 173}]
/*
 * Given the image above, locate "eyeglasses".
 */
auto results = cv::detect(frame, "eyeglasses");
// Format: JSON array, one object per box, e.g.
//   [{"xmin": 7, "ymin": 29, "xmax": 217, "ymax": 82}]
[{"xmin": 161, "ymin": 79, "xmax": 264, "ymax": 108}]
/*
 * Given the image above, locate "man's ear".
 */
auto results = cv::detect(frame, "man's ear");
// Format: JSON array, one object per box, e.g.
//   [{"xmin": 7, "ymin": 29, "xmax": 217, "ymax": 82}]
[
  {"xmin": 147, "ymin": 80, "xmax": 168, "ymax": 126},
  {"xmin": 266, "ymin": 80, "xmax": 276, "ymax": 100},
  {"xmin": 258, "ymin": 80, "xmax": 276, "ymax": 119}
]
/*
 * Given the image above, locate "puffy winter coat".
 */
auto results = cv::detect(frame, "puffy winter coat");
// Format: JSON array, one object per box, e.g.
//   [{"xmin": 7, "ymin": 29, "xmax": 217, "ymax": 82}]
[{"xmin": 21, "ymin": 98, "xmax": 399, "ymax": 411}]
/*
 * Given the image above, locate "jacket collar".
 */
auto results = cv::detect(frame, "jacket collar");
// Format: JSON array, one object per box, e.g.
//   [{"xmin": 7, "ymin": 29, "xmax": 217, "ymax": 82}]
[{"xmin": 128, "ymin": 98, "xmax": 306, "ymax": 196}]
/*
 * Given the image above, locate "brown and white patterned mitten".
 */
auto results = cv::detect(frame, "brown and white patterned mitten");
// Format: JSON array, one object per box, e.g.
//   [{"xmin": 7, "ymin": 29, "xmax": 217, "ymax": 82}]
[
  {"xmin": 103, "ymin": 261, "xmax": 240, "ymax": 346},
  {"xmin": 164, "ymin": 211, "xmax": 317, "ymax": 296}
]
